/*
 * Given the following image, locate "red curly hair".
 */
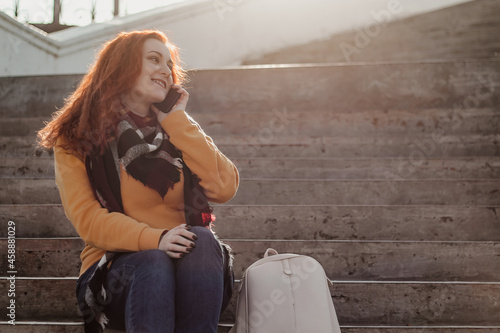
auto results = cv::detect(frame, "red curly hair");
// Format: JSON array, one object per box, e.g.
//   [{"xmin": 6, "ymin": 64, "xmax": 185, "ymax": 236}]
[{"xmin": 37, "ymin": 30, "xmax": 187, "ymax": 159}]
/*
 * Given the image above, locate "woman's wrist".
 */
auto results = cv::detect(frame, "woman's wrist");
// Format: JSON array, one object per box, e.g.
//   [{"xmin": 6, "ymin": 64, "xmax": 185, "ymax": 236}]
[
  {"xmin": 158, "ymin": 229, "xmax": 168, "ymax": 247},
  {"xmin": 171, "ymin": 104, "xmax": 185, "ymax": 112}
]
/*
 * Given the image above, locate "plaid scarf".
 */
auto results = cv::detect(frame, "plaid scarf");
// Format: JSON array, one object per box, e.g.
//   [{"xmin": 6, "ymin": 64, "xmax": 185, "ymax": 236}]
[
  {"xmin": 80, "ymin": 109, "xmax": 233, "ymax": 332},
  {"xmin": 86, "ymin": 110, "xmax": 214, "ymax": 224}
]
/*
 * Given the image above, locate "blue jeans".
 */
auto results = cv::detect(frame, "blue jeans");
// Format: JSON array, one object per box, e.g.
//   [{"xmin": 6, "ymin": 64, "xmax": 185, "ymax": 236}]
[{"xmin": 76, "ymin": 226, "xmax": 225, "ymax": 333}]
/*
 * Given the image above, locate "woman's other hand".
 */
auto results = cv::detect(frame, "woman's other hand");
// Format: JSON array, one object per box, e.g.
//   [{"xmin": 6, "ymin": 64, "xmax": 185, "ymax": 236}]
[
  {"xmin": 151, "ymin": 84, "xmax": 189, "ymax": 124},
  {"xmin": 158, "ymin": 224, "xmax": 197, "ymax": 259}
]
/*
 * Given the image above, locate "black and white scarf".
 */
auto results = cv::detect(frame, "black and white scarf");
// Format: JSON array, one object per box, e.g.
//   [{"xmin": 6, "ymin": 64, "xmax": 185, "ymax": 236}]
[{"xmin": 80, "ymin": 108, "xmax": 232, "ymax": 332}]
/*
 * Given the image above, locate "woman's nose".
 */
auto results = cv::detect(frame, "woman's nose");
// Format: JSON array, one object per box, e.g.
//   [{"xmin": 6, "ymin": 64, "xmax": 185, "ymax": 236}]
[{"xmin": 161, "ymin": 64, "xmax": 172, "ymax": 76}]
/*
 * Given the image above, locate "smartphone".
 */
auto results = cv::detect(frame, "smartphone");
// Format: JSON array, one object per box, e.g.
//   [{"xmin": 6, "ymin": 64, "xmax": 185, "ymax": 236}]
[{"xmin": 154, "ymin": 88, "xmax": 182, "ymax": 113}]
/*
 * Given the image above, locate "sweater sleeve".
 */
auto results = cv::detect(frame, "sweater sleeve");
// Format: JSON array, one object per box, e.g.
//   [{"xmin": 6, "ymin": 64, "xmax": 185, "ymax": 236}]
[
  {"xmin": 160, "ymin": 109, "xmax": 239, "ymax": 203},
  {"xmin": 54, "ymin": 139, "xmax": 165, "ymax": 252}
]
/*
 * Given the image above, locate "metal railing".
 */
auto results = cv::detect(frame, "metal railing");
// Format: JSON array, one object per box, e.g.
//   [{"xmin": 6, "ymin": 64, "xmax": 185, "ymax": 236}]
[{"xmin": 1, "ymin": 0, "xmax": 121, "ymax": 27}]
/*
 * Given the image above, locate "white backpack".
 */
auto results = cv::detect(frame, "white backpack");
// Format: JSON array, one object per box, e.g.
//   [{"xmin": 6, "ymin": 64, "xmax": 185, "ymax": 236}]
[{"xmin": 230, "ymin": 248, "xmax": 341, "ymax": 333}]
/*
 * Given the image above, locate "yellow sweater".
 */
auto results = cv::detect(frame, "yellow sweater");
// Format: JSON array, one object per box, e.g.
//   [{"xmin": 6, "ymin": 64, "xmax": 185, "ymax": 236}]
[{"xmin": 54, "ymin": 109, "xmax": 239, "ymax": 276}]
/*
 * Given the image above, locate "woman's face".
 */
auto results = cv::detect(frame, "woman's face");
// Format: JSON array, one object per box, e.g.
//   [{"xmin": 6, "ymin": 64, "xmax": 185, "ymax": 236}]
[{"xmin": 128, "ymin": 38, "xmax": 174, "ymax": 106}]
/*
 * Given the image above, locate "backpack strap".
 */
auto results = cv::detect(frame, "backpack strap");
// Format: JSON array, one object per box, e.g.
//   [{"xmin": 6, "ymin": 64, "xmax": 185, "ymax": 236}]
[{"xmin": 264, "ymin": 248, "xmax": 279, "ymax": 257}]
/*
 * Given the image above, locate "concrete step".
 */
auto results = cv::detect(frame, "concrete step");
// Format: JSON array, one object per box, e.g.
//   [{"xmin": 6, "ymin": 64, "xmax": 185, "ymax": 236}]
[
  {"xmin": 3, "ymin": 108, "xmax": 499, "ymax": 137},
  {"xmin": 0, "ymin": 278, "xmax": 498, "ymax": 326},
  {"xmin": 0, "ymin": 156, "xmax": 55, "ymax": 178},
  {"xmin": 0, "ymin": 323, "xmax": 85, "ymax": 333},
  {"xmin": 229, "ymin": 179, "xmax": 500, "ymax": 206},
  {"xmin": 182, "ymin": 108, "xmax": 500, "ymax": 137},
  {"xmin": 2, "ymin": 238, "xmax": 499, "ymax": 281},
  {"xmin": 2, "ymin": 156, "xmax": 499, "ymax": 179},
  {"xmin": 1, "ymin": 204, "xmax": 499, "ymax": 241},
  {"xmin": 1, "ymin": 323, "xmax": 499, "ymax": 333},
  {"xmin": 337, "ymin": 328, "xmax": 500, "ymax": 333},
  {"xmin": 118, "ymin": 60, "xmax": 500, "ymax": 115},
  {"xmin": 2, "ymin": 178, "xmax": 499, "ymax": 206},
  {"xmin": 1, "ymin": 134, "xmax": 499, "ymax": 158},
  {"xmin": 215, "ymin": 134, "xmax": 500, "ymax": 159},
  {"xmin": 177, "ymin": 326, "xmax": 500, "ymax": 333},
  {"xmin": 0, "ymin": 322, "xmax": 232, "ymax": 333},
  {"xmin": 0, "ymin": 136, "xmax": 47, "ymax": 158},
  {"xmin": 1, "ymin": 178, "xmax": 499, "ymax": 205},
  {"xmin": 227, "ymin": 157, "xmax": 500, "ymax": 180},
  {"xmin": 1, "ymin": 117, "xmax": 47, "ymax": 137},
  {"xmin": 233, "ymin": 179, "xmax": 500, "ymax": 206},
  {"xmin": 1, "ymin": 60, "xmax": 499, "ymax": 118}
]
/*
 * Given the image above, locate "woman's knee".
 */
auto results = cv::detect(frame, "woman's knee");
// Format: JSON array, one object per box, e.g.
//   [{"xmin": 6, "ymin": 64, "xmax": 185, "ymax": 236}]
[
  {"xmin": 139, "ymin": 249, "xmax": 173, "ymax": 273},
  {"xmin": 180, "ymin": 227, "xmax": 223, "ymax": 274},
  {"xmin": 137, "ymin": 249, "xmax": 171, "ymax": 264},
  {"xmin": 190, "ymin": 226, "xmax": 221, "ymax": 250},
  {"xmin": 114, "ymin": 249, "xmax": 174, "ymax": 282}
]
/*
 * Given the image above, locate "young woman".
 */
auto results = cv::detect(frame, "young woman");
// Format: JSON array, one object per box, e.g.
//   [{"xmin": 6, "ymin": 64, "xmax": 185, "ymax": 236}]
[{"xmin": 38, "ymin": 30, "xmax": 239, "ymax": 333}]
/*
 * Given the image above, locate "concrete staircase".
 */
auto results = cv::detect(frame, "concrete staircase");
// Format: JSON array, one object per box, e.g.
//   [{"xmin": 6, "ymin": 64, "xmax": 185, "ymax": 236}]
[
  {"xmin": 1, "ymin": 1, "xmax": 500, "ymax": 332},
  {"xmin": 243, "ymin": 0, "xmax": 500, "ymax": 65}
]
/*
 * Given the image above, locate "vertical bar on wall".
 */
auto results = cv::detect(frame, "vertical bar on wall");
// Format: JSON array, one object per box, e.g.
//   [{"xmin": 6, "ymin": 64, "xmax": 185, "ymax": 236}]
[
  {"xmin": 53, "ymin": 0, "xmax": 61, "ymax": 25},
  {"xmin": 114, "ymin": 0, "xmax": 120, "ymax": 17}
]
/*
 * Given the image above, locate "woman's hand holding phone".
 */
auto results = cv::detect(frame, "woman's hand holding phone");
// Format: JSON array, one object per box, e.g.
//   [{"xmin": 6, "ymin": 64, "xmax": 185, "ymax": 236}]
[{"xmin": 151, "ymin": 84, "xmax": 189, "ymax": 123}]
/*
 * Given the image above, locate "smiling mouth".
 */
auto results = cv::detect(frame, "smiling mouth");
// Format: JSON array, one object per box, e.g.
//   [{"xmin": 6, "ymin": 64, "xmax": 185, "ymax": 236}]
[{"xmin": 152, "ymin": 79, "xmax": 167, "ymax": 89}]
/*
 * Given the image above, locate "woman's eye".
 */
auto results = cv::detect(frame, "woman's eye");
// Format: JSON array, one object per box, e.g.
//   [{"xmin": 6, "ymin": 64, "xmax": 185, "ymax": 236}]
[{"xmin": 150, "ymin": 56, "xmax": 159, "ymax": 63}]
